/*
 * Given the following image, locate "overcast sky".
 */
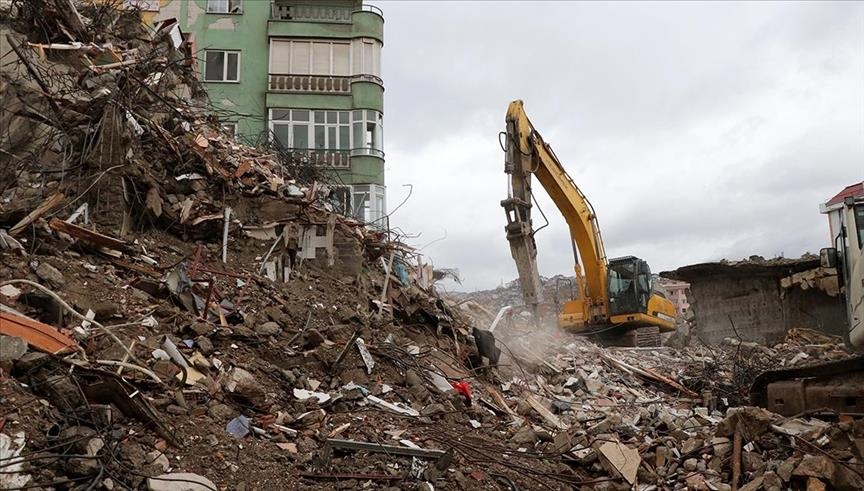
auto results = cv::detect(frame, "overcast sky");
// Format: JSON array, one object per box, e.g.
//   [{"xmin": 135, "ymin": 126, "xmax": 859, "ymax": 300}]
[{"xmin": 379, "ymin": 1, "xmax": 864, "ymax": 292}]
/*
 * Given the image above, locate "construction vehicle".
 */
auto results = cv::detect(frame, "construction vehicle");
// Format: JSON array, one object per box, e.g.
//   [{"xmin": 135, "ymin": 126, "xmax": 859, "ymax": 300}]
[
  {"xmin": 751, "ymin": 183, "xmax": 864, "ymax": 416},
  {"xmin": 500, "ymin": 100, "xmax": 676, "ymax": 345}
]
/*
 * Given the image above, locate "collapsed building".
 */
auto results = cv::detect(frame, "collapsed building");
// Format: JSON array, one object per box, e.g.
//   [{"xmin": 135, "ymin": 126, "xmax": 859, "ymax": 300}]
[
  {"xmin": 662, "ymin": 256, "xmax": 847, "ymax": 346},
  {"xmin": 1, "ymin": 2, "xmax": 864, "ymax": 490}
]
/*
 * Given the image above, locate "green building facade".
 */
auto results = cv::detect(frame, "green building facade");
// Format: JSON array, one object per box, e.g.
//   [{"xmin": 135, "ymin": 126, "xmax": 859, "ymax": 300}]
[{"xmin": 154, "ymin": 0, "xmax": 386, "ymax": 225}]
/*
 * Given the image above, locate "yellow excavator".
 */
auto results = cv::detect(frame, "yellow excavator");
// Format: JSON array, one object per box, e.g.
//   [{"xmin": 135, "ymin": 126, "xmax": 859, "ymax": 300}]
[{"xmin": 500, "ymin": 100, "xmax": 676, "ymax": 345}]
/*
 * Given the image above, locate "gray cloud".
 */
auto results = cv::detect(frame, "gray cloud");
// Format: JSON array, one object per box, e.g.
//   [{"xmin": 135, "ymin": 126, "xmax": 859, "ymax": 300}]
[{"xmin": 380, "ymin": 1, "xmax": 864, "ymax": 291}]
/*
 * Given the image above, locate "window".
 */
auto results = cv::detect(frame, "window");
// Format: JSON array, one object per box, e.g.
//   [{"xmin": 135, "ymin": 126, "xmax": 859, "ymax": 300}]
[
  {"xmin": 329, "ymin": 186, "xmax": 352, "ymax": 216},
  {"xmin": 204, "ymin": 50, "xmax": 240, "ymax": 82},
  {"xmin": 270, "ymin": 40, "xmax": 352, "ymax": 76},
  {"xmin": 222, "ymin": 123, "xmax": 238, "ymax": 137},
  {"xmin": 855, "ymin": 204, "xmax": 864, "ymax": 250},
  {"xmin": 351, "ymin": 110, "xmax": 383, "ymax": 157},
  {"xmin": 271, "ymin": 109, "xmax": 383, "ymax": 158},
  {"xmin": 352, "ymin": 38, "xmax": 381, "ymax": 77},
  {"xmin": 270, "ymin": 109, "xmax": 351, "ymax": 151},
  {"xmin": 207, "ymin": 0, "xmax": 242, "ymax": 14},
  {"xmin": 352, "ymin": 184, "xmax": 387, "ymax": 225}
]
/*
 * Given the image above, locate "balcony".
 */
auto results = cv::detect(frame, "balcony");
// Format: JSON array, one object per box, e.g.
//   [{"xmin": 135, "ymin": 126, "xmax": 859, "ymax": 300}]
[
  {"xmin": 268, "ymin": 74, "xmax": 383, "ymax": 94},
  {"xmin": 271, "ymin": 3, "xmax": 353, "ymax": 23}
]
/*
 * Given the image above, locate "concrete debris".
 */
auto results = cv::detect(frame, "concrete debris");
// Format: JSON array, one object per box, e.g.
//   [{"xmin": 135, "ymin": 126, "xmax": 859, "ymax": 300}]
[
  {"xmin": 0, "ymin": 335, "xmax": 29, "ymax": 362},
  {"xmin": 1, "ymin": 2, "xmax": 861, "ymax": 490},
  {"xmin": 147, "ymin": 472, "xmax": 217, "ymax": 491},
  {"xmin": 598, "ymin": 440, "xmax": 640, "ymax": 485}
]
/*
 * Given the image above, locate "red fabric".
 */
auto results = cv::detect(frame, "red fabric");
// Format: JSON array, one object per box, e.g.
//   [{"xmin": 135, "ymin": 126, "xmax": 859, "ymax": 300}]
[{"xmin": 450, "ymin": 381, "xmax": 472, "ymax": 402}]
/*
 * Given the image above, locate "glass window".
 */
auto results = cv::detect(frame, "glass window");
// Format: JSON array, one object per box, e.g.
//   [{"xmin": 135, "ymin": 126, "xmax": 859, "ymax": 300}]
[
  {"xmin": 272, "ymin": 124, "xmax": 290, "ymax": 147},
  {"xmin": 333, "ymin": 44, "xmax": 350, "ymax": 75},
  {"xmin": 292, "ymin": 124, "xmax": 308, "ymax": 149},
  {"xmin": 206, "ymin": 0, "xmax": 227, "ymax": 13},
  {"xmin": 362, "ymin": 42, "xmax": 374, "ymax": 75},
  {"xmin": 204, "ymin": 51, "xmax": 224, "ymax": 81},
  {"xmin": 271, "ymin": 109, "xmax": 351, "ymax": 153},
  {"xmin": 207, "ymin": 0, "xmax": 242, "ymax": 13},
  {"xmin": 314, "ymin": 126, "xmax": 325, "ymax": 149},
  {"xmin": 269, "ymin": 40, "xmax": 291, "ymax": 73},
  {"xmin": 291, "ymin": 42, "xmax": 310, "ymax": 74},
  {"xmin": 221, "ymin": 122, "xmax": 237, "ymax": 136},
  {"xmin": 312, "ymin": 43, "xmax": 330, "ymax": 74},
  {"xmin": 226, "ymin": 52, "xmax": 239, "ymax": 81},
  {"xmin": 352, "ymin": 41, "xmax": 362, "ymax": 74},
  {"xmin": 352, "ymin": 122, "xmax": 363, "ymax": 149},
  {"xmin": 204, "ymin": 50, "xmax": 239, "ymax": 82},
  {"xmin": 339, "ymin": 126, "xmax": 350, "ymax": 150},
  {"xmin": 855, "ymin": 204, "xmax": 864, "ymax": 249},
  {"xmin": 330, "ymin": 187, "xmax": 351, "ymax": 215}
]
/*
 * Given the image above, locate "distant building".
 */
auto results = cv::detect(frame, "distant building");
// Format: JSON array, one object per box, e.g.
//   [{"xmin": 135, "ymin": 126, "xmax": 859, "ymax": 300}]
[{"xmin": 658, "ymin": 278, "xmax": 690, "ymax": 319}]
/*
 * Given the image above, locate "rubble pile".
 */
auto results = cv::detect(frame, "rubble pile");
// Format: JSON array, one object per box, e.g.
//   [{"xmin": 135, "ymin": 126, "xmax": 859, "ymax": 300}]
[{"xmin": 1, "ymin": 2, "xmax": 863, "ymax": 490}]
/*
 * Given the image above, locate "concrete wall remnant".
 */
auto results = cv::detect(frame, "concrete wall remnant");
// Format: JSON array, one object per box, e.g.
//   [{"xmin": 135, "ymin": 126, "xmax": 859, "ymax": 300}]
[{"xmin": 663, "ymin": 257, "xmax": 848, "ymax": 345}]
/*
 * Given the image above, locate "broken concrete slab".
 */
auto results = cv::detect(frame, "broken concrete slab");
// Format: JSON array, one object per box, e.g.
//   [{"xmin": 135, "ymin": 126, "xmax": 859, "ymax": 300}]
[{"xmin": 146, "ymin": 473, "xmax": 217, "ymax": 491}]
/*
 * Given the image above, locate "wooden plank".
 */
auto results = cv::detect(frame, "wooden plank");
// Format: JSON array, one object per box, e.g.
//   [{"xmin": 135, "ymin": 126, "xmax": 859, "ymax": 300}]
[
  {"xmin": 525, "ymin": 394, "xmax": 568, "ymax": 430},
  {"xmin": 9, "ymin": 193, "xmax": 64, "ymax": 236},
  {"xmin": 485, "ymin": 386, "xmax": 517, "ymax": 417},
  {"xmin": 0, "ymin": 311, "xmax": 77, "ymax": 355},
  {"xmin": 49, "ymin": 218, "xmax": 127, "ymax": 250}
]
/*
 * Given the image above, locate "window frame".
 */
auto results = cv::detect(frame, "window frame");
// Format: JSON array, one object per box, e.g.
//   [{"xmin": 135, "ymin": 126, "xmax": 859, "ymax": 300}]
[
  {"xmin": 270, "ymin": 109, "xmax": 352, "ymax": 151},
  {"xmin": 351, "ymin": 184, "xmax": 387, "ymax": 225},
  {"xmin": 204, "ymin": 50, "xmax": 241, "ymax": 83},
  {"xmin": 221, "ymin": 122, "xmax": 238, "ymax": 137},
  {"xmin": 269, "ymin": 39, "xmax": 352, "ymax": 77},
  {"xmin": 206, "ymin": 0, "xmax": 243, "ymax": 14},
  {"xmin": 854, "ymin": 204, "xmax": 864, "ymax": 250},
  {"xmin": 270, "ymin": 38, "xmax": 380, "ymax": 78}
]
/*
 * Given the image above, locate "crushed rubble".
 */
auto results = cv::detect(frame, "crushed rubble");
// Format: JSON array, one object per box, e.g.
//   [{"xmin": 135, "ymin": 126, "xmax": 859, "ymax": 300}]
[{"xmin": 1, "ymin": 1, "xmax": 863, "ymax": 490}]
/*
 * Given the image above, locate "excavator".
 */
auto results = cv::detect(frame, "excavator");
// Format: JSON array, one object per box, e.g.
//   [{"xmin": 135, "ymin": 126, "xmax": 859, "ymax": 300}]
[{"xmin": 500, "ymin": 100, "xmax": 676, "ymax": 346}]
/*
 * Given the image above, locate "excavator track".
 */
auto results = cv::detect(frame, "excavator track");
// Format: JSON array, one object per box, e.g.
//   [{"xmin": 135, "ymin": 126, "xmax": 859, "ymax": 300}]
[{"xmin": 750, "ymin": 355, "xmax": 864, "ymax": 417}]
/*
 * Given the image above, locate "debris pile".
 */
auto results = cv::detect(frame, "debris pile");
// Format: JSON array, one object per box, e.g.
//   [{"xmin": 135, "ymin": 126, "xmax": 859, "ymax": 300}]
[{"xmin": 2, "ymin": 2, "xmax": 863, "ymax": 490}]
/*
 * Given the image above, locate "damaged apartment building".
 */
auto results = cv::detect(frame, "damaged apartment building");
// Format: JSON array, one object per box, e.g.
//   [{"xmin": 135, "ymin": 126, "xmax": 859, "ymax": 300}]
[{"xmin": 148, "ymin": 0, "xmax": 387, "ymax": 227}]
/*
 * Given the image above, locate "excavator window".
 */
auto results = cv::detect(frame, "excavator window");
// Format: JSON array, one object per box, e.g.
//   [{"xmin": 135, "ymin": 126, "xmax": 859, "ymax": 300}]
[{"xmin": 608, "ymin": 258, "xmax": 651, "ymax": 316}]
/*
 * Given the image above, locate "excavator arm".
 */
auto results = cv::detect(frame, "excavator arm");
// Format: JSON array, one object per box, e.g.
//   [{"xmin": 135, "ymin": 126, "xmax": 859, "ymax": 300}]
[{"xmin": 502, "ymin": 100, "xmax": 608, "ymax": 326}]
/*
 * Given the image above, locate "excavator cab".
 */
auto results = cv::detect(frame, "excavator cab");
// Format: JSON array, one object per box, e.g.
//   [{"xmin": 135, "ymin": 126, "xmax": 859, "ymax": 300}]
[{"xmin": 607, "ymin": 256, "xmax": 652, "ymax": 317}]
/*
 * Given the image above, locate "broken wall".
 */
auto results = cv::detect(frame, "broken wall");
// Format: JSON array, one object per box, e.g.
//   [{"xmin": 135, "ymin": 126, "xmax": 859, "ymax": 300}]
[{"xmin": 665, "ymin": 259, "xmax": 848, "ymax": 345}]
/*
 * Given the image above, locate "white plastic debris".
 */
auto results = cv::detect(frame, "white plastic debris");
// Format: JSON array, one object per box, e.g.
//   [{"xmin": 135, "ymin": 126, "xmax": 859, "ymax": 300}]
[
  {"xmin": 0, "ymin": 432, "xmax": 30, "ymax": 490},
  {"xmin": 367, "ymin": 395, "xmax": 420, "ymax": 417},
  {"xmin": 355, "ymin": 337, "xmax": 375, "ymax": 375},
  {"xmin": 293, "ymin": 388, "xmax": 331, "ymax": 404}
]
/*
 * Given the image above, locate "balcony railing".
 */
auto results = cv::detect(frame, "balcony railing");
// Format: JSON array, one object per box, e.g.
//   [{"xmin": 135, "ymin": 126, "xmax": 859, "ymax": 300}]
[
  {"xmin": 269, "ymin": 74, "xmax": 351, "ymax": 94},
  {"xmin": 271, "ymin": 3, "xmax": 352, "ymax": 23},
  {"xmin": 358, "ymin": 4, "xmax": 383, "ymax": 16},
  {"xmin": 268, "ymin": 74, "xmax": 382, "ymax": 93},
  {"xmin": 278, "ymin": 149, "xmax": 351, "ymax": 169}
]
